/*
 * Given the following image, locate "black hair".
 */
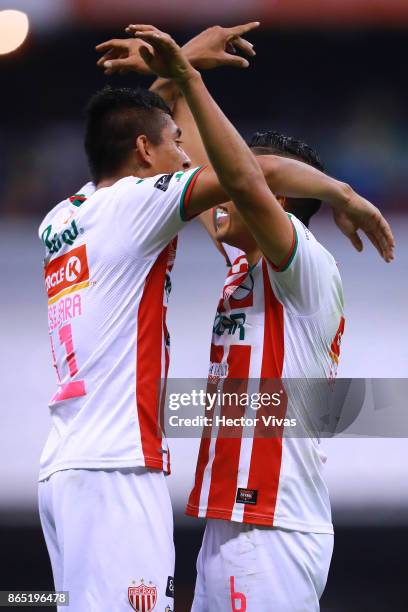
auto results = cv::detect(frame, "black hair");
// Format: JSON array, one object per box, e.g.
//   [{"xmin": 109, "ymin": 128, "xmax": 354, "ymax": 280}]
[
  {"xmin": 250, "ymin": 130, "xmax": 325, "ymax": 227},
  {"xmin": 84, "ymin": 86, "xmax": 172, "ymax": 184}
]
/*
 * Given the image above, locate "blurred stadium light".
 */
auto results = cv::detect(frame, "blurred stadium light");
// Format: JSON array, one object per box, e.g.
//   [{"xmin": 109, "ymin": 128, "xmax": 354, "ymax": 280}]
[
  {"xmin": 4, "ymin": 0, "xmax": 408, "ymax": 29},
  {"xmin": 0, "ymin": 9, "xmax": 28, "ymax": 54},
  {"xmin": 0, "ymin": 0, "xmax": 71, "ymax": 30}
]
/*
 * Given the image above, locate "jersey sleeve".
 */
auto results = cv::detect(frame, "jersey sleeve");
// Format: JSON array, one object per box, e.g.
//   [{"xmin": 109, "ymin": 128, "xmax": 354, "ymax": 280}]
[
  {"xmin": 266, "ymin": 214, "xmax": 341, "ymax": 315},
  {"xmin": 116, "ymin": 167, "xmax": 205, "ymax": 258}
]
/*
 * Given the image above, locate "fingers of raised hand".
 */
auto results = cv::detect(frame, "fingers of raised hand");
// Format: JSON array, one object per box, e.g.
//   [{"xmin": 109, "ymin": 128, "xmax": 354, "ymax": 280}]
[
  {"xmin": 96, "ymin": 49, "xmax": 113, "ymax": 68},
  {"xmin": 229, "ymin": 21, "xmax": 260, "ymax": 36},
  {"xmin": 366, "ymin": 230, "xmax": 385, "ymax": 259},
  {"xmin": 349, "ymin": 231, "xmax": 363, "ymax": 252},
  {"xmin": 96, "ymin": 40, "xmax": 131, "ymax": 68},
  {"xmin": 221, "ymin": 52, "xmax": 250, "ymax": 68},
  {"xmin": 102, "ymin": 56, "xmax": 133, "ymax": 72},
  {"xmin": 371, "ymin": 212, "xmax": 395, "ymax": 261},
  {"xmin": 379, "ymin": 217, "xmax": 395, "ymax": 254},
  {"xmin": 138, "ymin": 44, "xmax": 155, "ymax": 65},
  {"xmin": 126, "ymin": 24, "xmax": 159, "ymax": 33},
  {"xmin": 125, "ymin": 25, "xmax": 174, "ymax": 49},
  {"xmin": 95, "ymin": 39, "xmax": 124, "ymax": 52},
  {"xmin": 229, "ymin": 36, "xmax": 256, "ymax": 57}
]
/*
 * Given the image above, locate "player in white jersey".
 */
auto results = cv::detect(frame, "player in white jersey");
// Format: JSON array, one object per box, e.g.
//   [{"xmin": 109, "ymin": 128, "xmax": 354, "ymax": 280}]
[
  {"xmin": 187, "ymin": 136, "xmax": 343, "ymax": 612},
  {"xmin": 38, "ymin": 28, "xmax": 267, "ymax": 612},
  {"xmin": 177, "ymin": 122, "xmax": 393, "ymax": 612},
  {"xmin": 96, "ymin": 25, "xmax": 394, "ymax": 612},
  {"xmin": 40, "ymin": 25, "xmax": 391, "ymax": 612}
]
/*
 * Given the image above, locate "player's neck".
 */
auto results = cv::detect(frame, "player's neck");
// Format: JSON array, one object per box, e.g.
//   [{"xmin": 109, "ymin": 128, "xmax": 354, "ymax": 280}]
[{"xmin": 96, "ymin": 165, "xmax": 154, "ymax": 190}]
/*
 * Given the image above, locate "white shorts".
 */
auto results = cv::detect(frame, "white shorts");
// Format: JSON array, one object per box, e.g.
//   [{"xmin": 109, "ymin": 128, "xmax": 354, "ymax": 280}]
[
  {"xmin": 191, "ymin": 519, "xmax": 334, "ymax": 612},
  {"xmin": 38, "ymin": 467, "xmax": 175, "ymax": 612}
]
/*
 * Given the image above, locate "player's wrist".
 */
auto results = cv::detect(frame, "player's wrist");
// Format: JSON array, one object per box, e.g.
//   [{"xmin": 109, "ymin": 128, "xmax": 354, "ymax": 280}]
[
  {"xmin": 182, "ymin": 43, "xmax": 200, "ymax": 68},
  {"xmin": 175, "ymin": 66, "xmax": 202, "ymax": 88},
  {"xmin": 327, "ymin": 181, "xmax": 354, "ymax": 211}
]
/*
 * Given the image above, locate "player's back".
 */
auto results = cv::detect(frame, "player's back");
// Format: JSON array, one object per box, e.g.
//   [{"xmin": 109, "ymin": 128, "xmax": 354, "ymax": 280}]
[{"xmin": 39, "ymin": 169, "xmax": 200, "ymax": 480}]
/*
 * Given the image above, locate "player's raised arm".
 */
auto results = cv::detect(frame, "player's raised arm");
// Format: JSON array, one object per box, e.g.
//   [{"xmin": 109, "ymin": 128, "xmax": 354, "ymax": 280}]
[
  {"xmin": 96, "ymin": 26, "xmax": 395, "ymax": 263},
  {"xmin": 127, "ymin": 25, "xmax": 298, "ymax": 268},
  {"xmin": 99, "ymin": 23, "xmax": 259, "ymax": 253},
  {"xmin": 255, "ymin": 155, "xmax": 395, "ymax": 262},
  {"xmin": 96, "ymin": 23, "xmax": 258, "ymax": 110}
]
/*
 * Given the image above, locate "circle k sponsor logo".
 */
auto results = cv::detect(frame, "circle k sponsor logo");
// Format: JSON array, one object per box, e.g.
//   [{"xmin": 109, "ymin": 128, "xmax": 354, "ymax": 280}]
[
  {"xmin": 44, "ymin": 245, "xmax": 89, "ymax": 299},
  {"xmin": 65, "ymin": 256, "xmax": 81, "ymax": 283},
  {"xmin": 45, "ymin": 257, "xmax": 81, "ymax": 290}
]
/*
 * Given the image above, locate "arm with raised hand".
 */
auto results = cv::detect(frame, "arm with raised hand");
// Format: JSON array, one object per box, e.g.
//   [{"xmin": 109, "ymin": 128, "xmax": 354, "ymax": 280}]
[
  {"xmin": 148, "ymin": 27, "xmax": 252, "ymax": 247},
  {"xmin": 96, "ymin": 26, "xmax": 395, "ymax": 263},
  {"xmin": 96, "ymin": 22, "xmax": 258, "ymax": 256},
  {"xmin": 125, "ymin": 24, "xmax": 297, "ymax": 268},
  {"xmin": 96, "ymin": 23, "xmax": 257, "ymax": 110},
  {"xmin": 170, "ymin": 88, "xmax": 395, "ymax": 262}
]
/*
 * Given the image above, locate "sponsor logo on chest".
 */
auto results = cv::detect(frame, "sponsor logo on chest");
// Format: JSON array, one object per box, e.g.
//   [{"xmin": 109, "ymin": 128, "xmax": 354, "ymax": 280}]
[
  {"xmin": 44, "ymin": 244, "xmax": 89, "ymax": 302},
  {"xmin": 213, "ymin": 312, "xmax": 247, "ymax": 340},
  {"xmin": 41, "ymin": 219, "xmax": 82, "ymax": 255}
]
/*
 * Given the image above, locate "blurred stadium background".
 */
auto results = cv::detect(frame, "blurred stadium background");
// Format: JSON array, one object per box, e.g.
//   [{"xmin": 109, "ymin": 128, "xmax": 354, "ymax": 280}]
[{"xmin": 1, "ymin": 0, "xmax": 407, "ymax": 610}]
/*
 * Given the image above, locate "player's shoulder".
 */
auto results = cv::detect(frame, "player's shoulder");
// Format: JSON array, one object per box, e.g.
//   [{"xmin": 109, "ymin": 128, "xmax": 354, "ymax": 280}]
[
  {"xmin": 105, "ymin": 169, "xmax": 201, "ymax": 218},
  {"xmin": 38, "ymin": 181, "xmax": 95, "ymax": 239},
  {"xmin": 290, "ymin": 213, "xmax": 336, "ymax": 265},
  {"xmin": 111, "ymin": 170, "xmax": 190, "ymax": 195},
  {"xmin": 290, "ymin": 213, "xmax": 316, "ymax": 246}
]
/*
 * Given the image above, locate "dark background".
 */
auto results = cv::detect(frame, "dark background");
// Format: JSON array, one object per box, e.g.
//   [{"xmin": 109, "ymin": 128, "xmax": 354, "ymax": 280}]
[
  {"xmin": 1, "ymin": 522, "xmax": 408, "ymax": 611},
  {"xmin": 1, "ymin": 28, "xmax": 408, "ymax": 218}
]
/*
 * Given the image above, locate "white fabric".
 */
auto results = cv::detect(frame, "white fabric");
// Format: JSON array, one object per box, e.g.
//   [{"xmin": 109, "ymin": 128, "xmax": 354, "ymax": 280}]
[
  {"xmin": 191, "ymin": 519, "xmax": 334, "ymax": 612},
  {"xmin": 187, "ymin": 215, "xmax": 345, "ymax": 533},
  {"xmin": 38, "ymin": 467, "xmax": 175, "ymax": 612},
  {"xmin": 38, "ymin": 170, "xmax": 200, "ymax": 481}
]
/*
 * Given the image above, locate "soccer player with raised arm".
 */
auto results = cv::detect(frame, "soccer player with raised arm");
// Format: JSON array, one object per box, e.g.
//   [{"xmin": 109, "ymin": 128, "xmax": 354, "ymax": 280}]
[
  {"xmin": 37, "ymin": 24, "xmax": 374, "ymax": 611},
  {"xmin": 97, "ymin": 25, "xmax": 395, "ymax": 611},
  {"xmin": 39, "ymin": 25, "xmax": 282, "ymax": 611}
]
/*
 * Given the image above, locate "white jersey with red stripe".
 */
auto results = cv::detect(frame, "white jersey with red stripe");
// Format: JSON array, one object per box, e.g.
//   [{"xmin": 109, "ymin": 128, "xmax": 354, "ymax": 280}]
[
  {"xmin": 186, "ymin": 214, "xmax": 345, "ymax": 534},
  {"xmin": 38, "ymin": 167, "xmax": 204, "ymax": 481}
]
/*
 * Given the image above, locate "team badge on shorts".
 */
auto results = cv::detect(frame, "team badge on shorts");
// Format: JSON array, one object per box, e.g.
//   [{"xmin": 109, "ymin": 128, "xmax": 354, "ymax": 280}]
[{"xmin": 128, "ymin": 580, "xmax": 157, "ymax": 611}]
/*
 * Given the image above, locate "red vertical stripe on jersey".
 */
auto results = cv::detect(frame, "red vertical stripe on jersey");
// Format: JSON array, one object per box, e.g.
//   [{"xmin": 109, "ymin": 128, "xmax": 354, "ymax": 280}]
[
  {"xmin": 243, "ymin": 259, "xmax": 285, "ymax": 524},
  {"xmin": 206, "ymin": 344, "xmax": 251, "ymax": 519},
  {"xmin": 186, "ymin": 344, "xmax": 224, "ymax": 515},
  {"xmin": 159, "ymin": 305, "xmax": 171, "ymax": 470},
  {"xmin": 136, "ymin": 245, "xmax": 169, "ymax": 472}
]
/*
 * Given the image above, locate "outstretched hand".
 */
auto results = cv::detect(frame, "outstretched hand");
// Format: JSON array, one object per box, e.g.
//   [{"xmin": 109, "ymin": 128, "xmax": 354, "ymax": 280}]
[
  {"xmin": 97, "ymin": 25, "xmax": 195, "ymax": 81},
  {"xmin": 181, "ymin": 22, "xmax": 259, "ymax": 70},
  {"xmin": 96, "ymin": 37, "xmax": 150, "ymax": 75},
  {"xmin": 96, "ymin": 21, "xmax": 259, "ymax": 75},
  {"xmin": 333, "ymin": 193, "xmax": 395, "ymax": 262},
  {"xmin": 124, "ymin": 25, "xmax": 196, "ymax": 82}
]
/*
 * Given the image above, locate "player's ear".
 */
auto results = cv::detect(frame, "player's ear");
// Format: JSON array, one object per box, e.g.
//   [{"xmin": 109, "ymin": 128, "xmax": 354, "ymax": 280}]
[{"xmin": 135, "ymin": 134, "xmax": 152, "ymax": 168}]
